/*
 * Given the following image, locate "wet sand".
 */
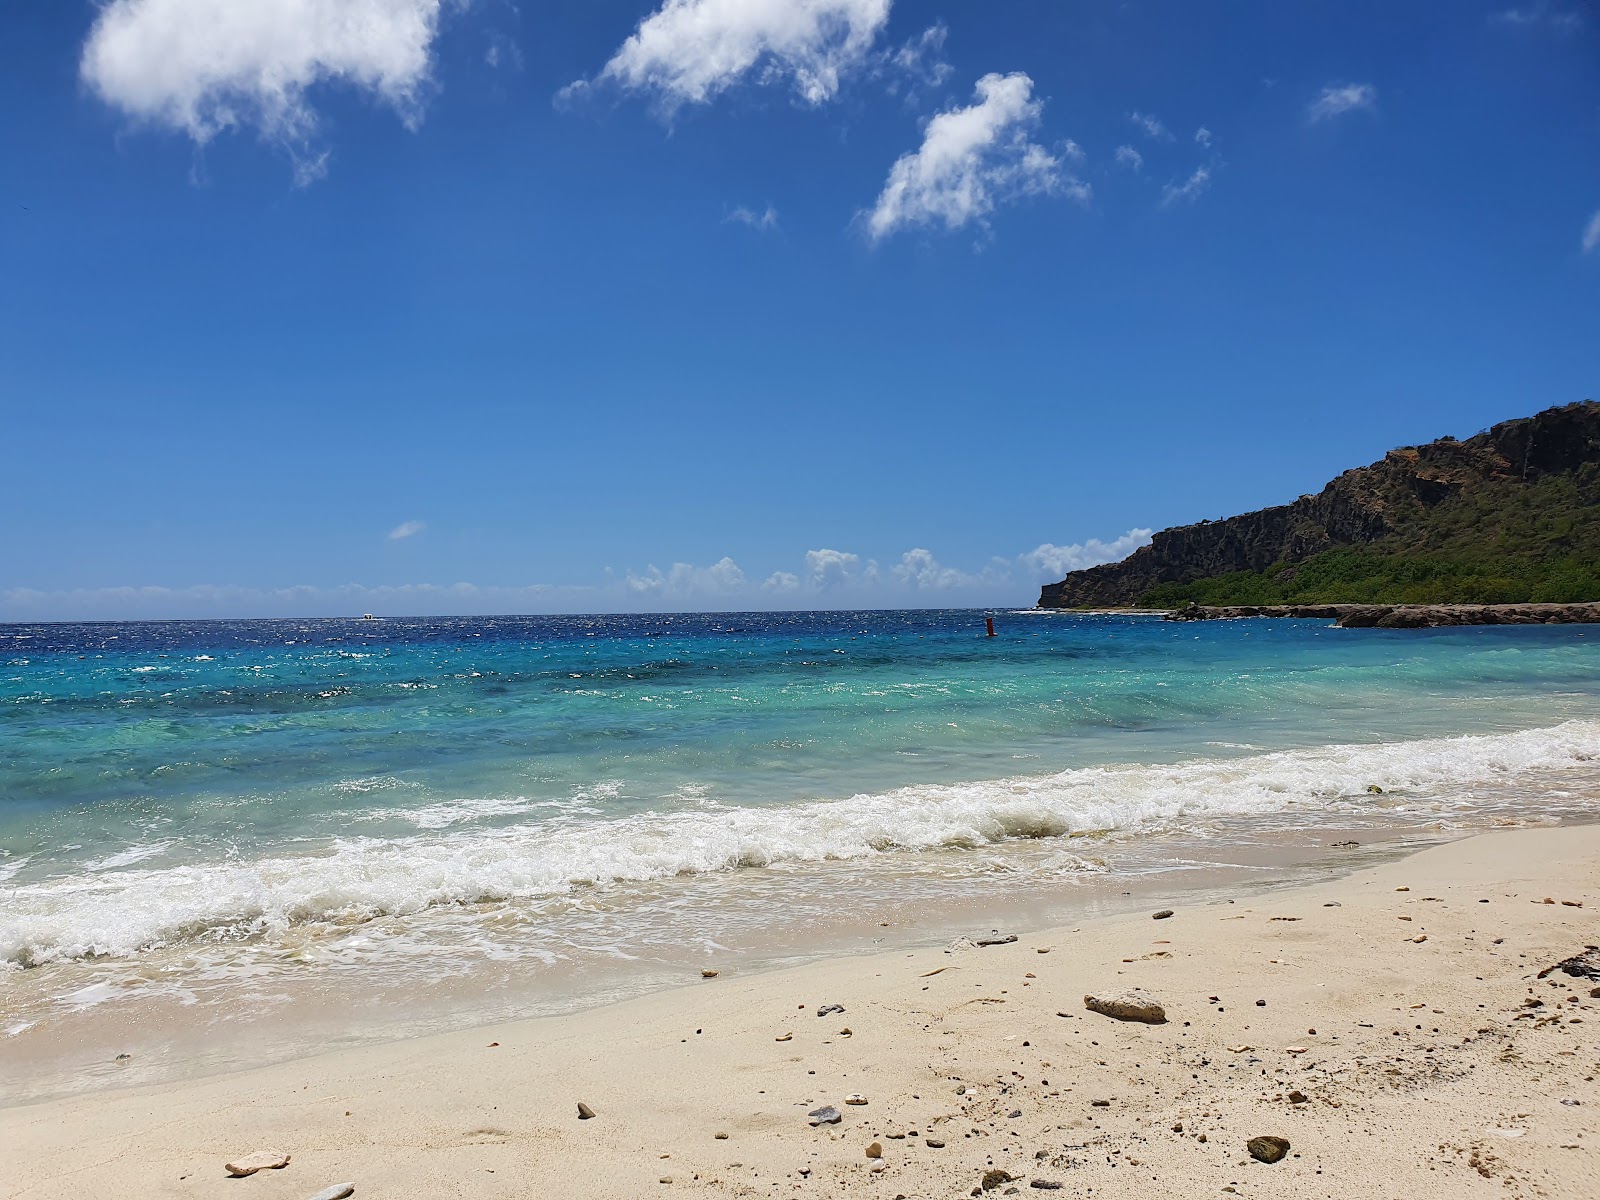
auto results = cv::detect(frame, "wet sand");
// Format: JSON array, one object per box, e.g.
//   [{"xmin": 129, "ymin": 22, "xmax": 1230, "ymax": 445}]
[{"xmin": 2, "ymin": 825, "xmax": 1596, "ymax": 1199}]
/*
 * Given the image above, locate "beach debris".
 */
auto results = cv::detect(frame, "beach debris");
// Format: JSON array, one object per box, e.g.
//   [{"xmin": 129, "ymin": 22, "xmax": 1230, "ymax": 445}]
[
  {"xmin": 225, "ymin": 1150, "xmax": 290, "ymax": 1177},
  {"xmin": 816, "ymin": 1004, "xmax": 846, "ymax": 1017},
  {"xmin": 714, "ymin": 1132, "xmax": 729, "ymax": 1140},
  {"xmin": 1084, "ymin": 988, "xmax": 1166, "ymax": 1024},
  {"xmin": 1324, "ymin": 901, "xmax": 1341, "ymax": 907},
  {"xmin": 976, "ymin": 933, "xmax": 1019, "ymax": 947},
  {"xmin": 807, "ymin": 1106, "xmax": 842, "ymax": 1126},
  {"xmin": 1537, "ymin": 947, "xmax": 1600, "ymax": 981},
  {"xmin": 774, "ymin": 1032, "xmax": 793, "ymax": 1042},
  {"xmin": 982, "ymin": 1169, "xmax": 1015, "ymax": 1190},
  {"xmin": 838, "ymin": 1027, "xmax": 852, "ymax": 1037},
  {"xmin": 925, "ymin": 1137, "xmax": 946, "ymax": 1148},
  {"xmin": 577, "ymin": 1102, "xmax": 596, "ymax": 1120},
  {"xmin": 1333, "ymin": 840, "xmax": 1359, "ymax": 848},
  {"xmin": 920, "ymin": 967, "xmax": 951, "ymax": 977},
  {"xmin": 947, "ymin": 937, "xmax": 978, "ymax": 953},
  {"xmin": 1037, "ymin": 947, "xmax": 1051, "ymax": 954},
  {"xmin": 1562, "ymin": 1099, "xmax": 1582, "ymax": 1107},
  {"xmin": 1286, "ymin": 1046, "xmax": 1308, "ymax": 1054},
  {"xmin": 1029, "ymin": 1182, "xmax": 1063, "ymax": 1191},
  {"xmin": 700, "ymin": 969, "xmax": 719, "ymax": 978},
  {"xmin": 1410, "ymin": 935, "xmax": 1428, "ymax": 943},
  {"xmin": 1090, "ymin": 1099, "xmax": 1111, "ymax": 1107},
  {"xmin": 306, "ymin": 1186, "xmax": 356, "ymax": 1200},
  {"xmin": 1152, "ymin": 909, "xmax": 1174, "ymax": 920},
  {"xmin": 865, "ymin": 1141, "xmax": 883, "ymax": 1159},
  {"xmin": 844, "ymin": 1093, "xmax": 868, "ymax": 1105},
  {"xmin": 1288, "ymin": 1091, "xmax": 1308, "ymax": 1104},
  {"xmin": 1227, "ymin": 1045, "xmax": 1251, "ymax": 1053},
  {"xmin": 1396, "ymin": 886, "xmax": 1409, "ymax": 892},
  {"xmin": 1007, "ymin": 1109, "xmax": 1022, "ymax": 1119},
  {"xmin": 1563, "ymin": 899, "xmax": 1584, "ymax": 907},
  {"xmin": 1256, "ymin": 999, "xmax": 1267, "ymax": 1007},
  {"xmin": 1367, "ymin": 784, "xmax": 1384, "ymax": 794},
  {"xmin": 114, "ymin": 1053, "xmax": 131, "ymax": 1061},
  {"xmin": 1247, "ymin": 1135, "xmax": 1291, "ymax": 1164}
]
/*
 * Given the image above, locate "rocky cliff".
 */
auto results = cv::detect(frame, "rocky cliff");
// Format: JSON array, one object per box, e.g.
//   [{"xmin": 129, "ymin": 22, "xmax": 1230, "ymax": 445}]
[{"xmin": 1038, "ymin": 401, "xmax": 1600, "ymax": 609}]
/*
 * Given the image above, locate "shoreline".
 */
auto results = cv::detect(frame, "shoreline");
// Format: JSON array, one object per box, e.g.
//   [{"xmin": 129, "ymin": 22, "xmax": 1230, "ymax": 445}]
[{"xmin": 3, "ymin": 825, "xmax": 1596, "ymax": 1198}]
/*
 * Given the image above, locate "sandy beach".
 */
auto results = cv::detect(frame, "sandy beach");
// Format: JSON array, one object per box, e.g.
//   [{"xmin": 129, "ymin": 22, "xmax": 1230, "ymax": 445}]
[{"xmin": 2, "ymin": 824, "xmax": 1596, "ymax": 1199}]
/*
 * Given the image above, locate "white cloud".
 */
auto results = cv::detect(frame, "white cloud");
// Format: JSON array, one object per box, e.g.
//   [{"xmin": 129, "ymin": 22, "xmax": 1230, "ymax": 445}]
[
  {"xmin": 1308, "ymin": 82, "xmax": 1377, "ymax": 123},
  {"xmin": 4, "ymin": 531, "xmax": 1159, "ymax": 619},
  {"xmin": 804, "ymin": 547, "xmax": 861, "ymax": 587},
  {"xmin": 1583, "ymin": 209, "xmax": 1600, "ymax": 255},
  {"xmin": 864, "ymin": 72, "xmax": 1083, "ymax": 242},
  {"xmin": 388, "ymin": 520, "xmax": 427, "ymax": 541},
  {"xmin": 1129, "ymin": 110, "xmax": 1172, "ymax": 140},
  {"xmin": 1161, "ymin": 165, "xmax": 1210, "ymax": 206},
  {"xmin": 568, "ymin": 0, "xmax": 892, "ymax": 112},
  {"xmin": 762, "ymin": 570, "xmax": 801, "ymax": 593},
  {"xmin": 626, "ymin": 557, "xmax": 747, "ymax": 596},
  {"xmin": 1018, "ymin": 529, "xmax": 1152, "ymax": 580},
  {"xmin": 1493, "ymin": 3, "xmax": 1583, "ymax": 31},
  {"xmin": 726, "ymin": 204, "xmax": 780, "ymax": 231},
  {"xmin": 1113, "ymin": 144, "xmax": 1143, "ymax": 171},
  {"xmin": 80, "ymin": 0, "xmax": 446, "ymax": 179},
  {"xmin": 1195, "ymin": 126, "xmax": 1212, "ymax": 147},
  {"xmin": 884, "ymin": 21, "xmax": 952, "ymax": 92}
]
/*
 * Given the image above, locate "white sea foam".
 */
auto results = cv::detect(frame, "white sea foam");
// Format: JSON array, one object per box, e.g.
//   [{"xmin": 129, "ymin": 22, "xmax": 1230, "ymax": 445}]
[
  {"xmin": 81, "ymin": 842, "xmax": 173, "ymax": 873},
  {"xmin": 4, "ymin": 721, "xmax": 1598, "ymax": 968}
]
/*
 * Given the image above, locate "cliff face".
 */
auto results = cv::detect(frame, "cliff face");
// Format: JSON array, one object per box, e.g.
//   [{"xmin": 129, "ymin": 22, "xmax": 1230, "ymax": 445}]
[{"xmin": 1038, "ymin": 401, "xmax": 1600, "ymax": 609}]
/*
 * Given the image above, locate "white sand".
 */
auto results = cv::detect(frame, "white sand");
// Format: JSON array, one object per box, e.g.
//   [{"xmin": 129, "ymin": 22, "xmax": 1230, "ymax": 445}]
[{"xmin": 2, "ymin": 825, "xmax": 1597, "ymax": 1199}]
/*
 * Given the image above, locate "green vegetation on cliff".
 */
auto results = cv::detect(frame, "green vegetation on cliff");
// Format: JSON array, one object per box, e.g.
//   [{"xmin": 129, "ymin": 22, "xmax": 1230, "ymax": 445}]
[
  {"xmin": 1140, "ymin": 472, "xmax": 1600, "ymax": 607},
  {"xmin": 1038, "ymin": 402, "xmax": 1600, "ymax": 610}
]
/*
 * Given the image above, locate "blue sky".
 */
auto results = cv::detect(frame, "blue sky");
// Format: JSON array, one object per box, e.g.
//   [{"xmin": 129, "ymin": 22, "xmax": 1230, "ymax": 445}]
[{"xmin": 2, "ymin": 0, "xmax": 1597, "ymax": 619}]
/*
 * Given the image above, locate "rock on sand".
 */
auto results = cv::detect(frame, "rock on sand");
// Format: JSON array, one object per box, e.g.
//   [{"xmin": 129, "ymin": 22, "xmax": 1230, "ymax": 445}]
[{"xmin": 1084, "ymin": 988, "xmax": 1167, "ymax": 1023}]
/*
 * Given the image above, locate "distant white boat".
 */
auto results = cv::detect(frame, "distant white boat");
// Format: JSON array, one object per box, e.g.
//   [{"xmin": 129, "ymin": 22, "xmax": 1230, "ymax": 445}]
[{"xmin": 359, "ymin": 614, "xmax": 380, "ymax": 621}]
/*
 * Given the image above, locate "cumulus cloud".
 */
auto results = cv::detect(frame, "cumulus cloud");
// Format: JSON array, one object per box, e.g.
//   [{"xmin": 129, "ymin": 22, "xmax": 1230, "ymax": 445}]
[
  {"xmin": 1195, "ymin": 126, "xmax": 1212, "ymax": 147},
  {"xmin": 1018, "ymin": 529, "xmax": 1152, "ymax": 580},
  {"xmin": 1308, "ymin": 82, "xmax": 1377, "ymax": 123},
  {"xmin": 1113, "ymin": 144, "xmax": 1143, "ymax": 171},
  {"xmin": 804, "ymin": 547, "xmax": 863, "ymax": 587},
  {"xmin": 726, "ymin": 204, "xmax": 780, "ymax": 231},
  {"xmin": 1583, "ymin": 209, "xmax": 1600, "ymax": 255},
  {"xmin": 566, "ymin": 0, "xmax": 892, "ymax": 112},
  {"xmin": 4, "ymin": 530, "xmax": 1158, "ymax": 619},
  {"xmin": 80, "ymin": 0, "xmax": 446, "ymax": 181},
  {"xmin": 762, "ymin": 571, "xmax": 801, "ymax": 593},
  {"xmin": 626, "ymin": 557, "xmax": 747, "ymax": 596},
  {"xmin": 1129, "ymin": 110, "xmax": 1172, "ymax": 140},
  {"xmin": 863, "ymin": 72, "xmax": 1084, "ymax": 242},
  {"xmin": 388, "ymin": 520, "xmax": 427, "ymax": 541},
  {"xmin": 1161, "ymin": 165, "xmax": 1211, "ymax": 206}
]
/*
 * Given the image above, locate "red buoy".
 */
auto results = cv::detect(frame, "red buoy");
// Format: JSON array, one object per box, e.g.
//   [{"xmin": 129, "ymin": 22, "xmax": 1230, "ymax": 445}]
[{"xmin": 985, "ymin": 617, "xmax": 996, "ymax": 637}]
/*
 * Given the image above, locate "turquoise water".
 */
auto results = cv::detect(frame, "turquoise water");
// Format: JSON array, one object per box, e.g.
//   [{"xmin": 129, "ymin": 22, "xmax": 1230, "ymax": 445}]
[{"xmin": 3, "ymin": 609, "xmax": 1599, "ymax": 1092}]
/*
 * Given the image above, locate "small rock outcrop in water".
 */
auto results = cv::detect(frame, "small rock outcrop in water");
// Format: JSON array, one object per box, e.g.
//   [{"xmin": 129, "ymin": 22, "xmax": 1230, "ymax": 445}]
[
  {"xmin": 1163, "ymin": 601, "xmax": 1600, "ymax": 628},
  {"xmin": 1084, "ymin": 988, "xmax": 1167, "ymax": 1023},
  {"xmin": 1038, "ymin": 401, "xmax": 1600, "ymax": 608}
]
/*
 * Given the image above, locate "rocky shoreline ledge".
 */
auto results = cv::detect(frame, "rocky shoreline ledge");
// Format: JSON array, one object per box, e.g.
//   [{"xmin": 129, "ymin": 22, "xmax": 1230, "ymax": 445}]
[{"xmin": 1164, "ymin": 601, "xmax": 1600, "ymax": 628}]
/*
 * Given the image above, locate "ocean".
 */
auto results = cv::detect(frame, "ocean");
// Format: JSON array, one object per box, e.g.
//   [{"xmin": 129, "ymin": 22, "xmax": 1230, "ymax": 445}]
[{"xmin": 3, "ymin": 609, "xmax": 1599, "ymax": 1100}]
